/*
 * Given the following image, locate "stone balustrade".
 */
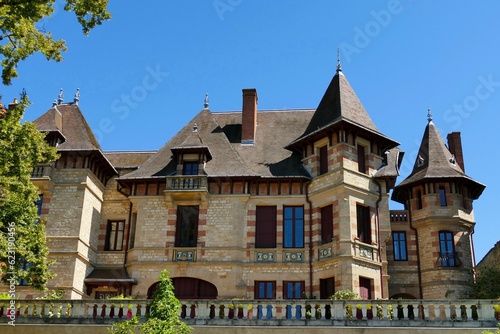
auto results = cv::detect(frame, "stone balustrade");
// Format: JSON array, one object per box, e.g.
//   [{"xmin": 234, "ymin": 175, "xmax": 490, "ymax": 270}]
[{"xmin": 1, "ymin": 299, "xmax": 498, "ymax": 328}]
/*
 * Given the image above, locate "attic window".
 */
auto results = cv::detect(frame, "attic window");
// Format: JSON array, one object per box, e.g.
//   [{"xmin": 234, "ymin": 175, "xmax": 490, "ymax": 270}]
[
  {"xmin": 449, "ymin": 154, "xmax": 456, "ymax": 165},
  {"xmin": 417, "ymin": 155, "xmax": 425, "ymax": 168}
]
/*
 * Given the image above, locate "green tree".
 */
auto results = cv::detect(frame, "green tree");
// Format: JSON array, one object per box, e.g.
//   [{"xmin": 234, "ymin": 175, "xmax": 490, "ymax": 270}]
[
  {"xmin": 473, "ymin": 266, "xmax": 500, "ymax": 299},
  {"xmin": 0, "ymin": 0, "xmax": 111, "ymax": 85},
  {"xmin": 108, "ymin": 269, "xmax": 191, "ymax": 334},
  {"xmin": 0, "ymin": 92, "xmax": 58, "ymax": 290}
]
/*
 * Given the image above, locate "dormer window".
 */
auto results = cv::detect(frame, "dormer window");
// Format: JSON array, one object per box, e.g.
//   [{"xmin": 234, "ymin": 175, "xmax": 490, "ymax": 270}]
[{"xmin": 183, "ymin": 161, "xmax": 199, "ymax": 175}]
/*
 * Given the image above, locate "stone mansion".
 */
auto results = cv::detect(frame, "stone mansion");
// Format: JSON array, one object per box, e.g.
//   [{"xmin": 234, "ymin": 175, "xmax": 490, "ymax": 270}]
[{"xmin": 24, "ymin": 64, "xmax": 485, "ymax": 301}]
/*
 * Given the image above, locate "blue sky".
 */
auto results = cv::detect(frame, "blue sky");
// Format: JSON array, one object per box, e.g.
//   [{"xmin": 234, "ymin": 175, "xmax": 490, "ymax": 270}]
[{"xmin": 2, "ymin": 1, "xmax": 499, "ymax": 261}]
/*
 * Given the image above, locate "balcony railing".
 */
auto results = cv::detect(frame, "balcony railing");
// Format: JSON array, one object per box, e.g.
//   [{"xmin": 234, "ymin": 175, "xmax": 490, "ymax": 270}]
[
  {"xmin": 166, "ymin": 175, "xmax": 207, "ymax": 191},
  {"xmin": 436, "ymin": 251, "xmax": 462, "ymax": 268},
  {"xmin": 390, "ymin": 210, "xmax": 408, "ymax": 223},
  {"xmin": 1, "ymin": 299, "xmax": 498, "ymax": 328}
]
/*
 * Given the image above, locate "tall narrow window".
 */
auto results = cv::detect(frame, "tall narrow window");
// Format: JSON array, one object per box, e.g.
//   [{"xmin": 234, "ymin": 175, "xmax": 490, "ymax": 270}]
[
  {"xmin": 439, "ymin": 186, "xmax": 447, "ymax": 207},
  {"xmin": 175, "ymin": 206, "xmax": 199, "ymax": 247},
  {"xmin": 129, "ymin": 212, "xmax": 137, "ymax": 249},
  {"xmin": 439, "ymin": 231, "xmax": 456, "ymax": 267},
  {"xmin": 35, "ymin": 194, "xmax": 43, "ymax": 215},
  {"xmin": 283, "ymin": 206, "xmax": 304, "ymax": 248},
  {"xmin": 320, "ymin": 277, "xmax": 335, "ymax": 299},
  {"xmin": 284, "ymin": 281, "xmax": 305, "ymax": 299},
  {"xmin": 18, "ymin": 258, "xmax": 31, "ymax": 286},
  {"xmin": 319, "ymin": 145, "xmax": 328, "ymax": 175},
  {"xmin": 255, "ymin": 281, "xmax": 276, "ymax": 299},
  {"xmin": 255, "ymin": 206, "xmax": 277, "ymax": 248},
  {"xmin": 356, "ymin": 204, "xmax": 371, "ymax": 244},
  {"xmin": 357, "ymin": 144, "xmax": 366, "ymax": 173},
  {"xmin": 321, "ymin": 205, "xmax": 333, "ymax": 244},
  {"xmin": 416, "ymin": 190, "xmax": 423, "ymax": 210},
  {"xmin": 392, "ymin": 231, "xmax": 408, "ymax": 261},
  {"xmin": 359, "ymin": 277, "xmax": 372, "ymax": 299},
  {"xmin": 105, "ymin": 220, "xmax": 125, "ymax": 251},
  {"xmin": 183, "ymin": 162, "xmax": 198, "ymax": 175}
]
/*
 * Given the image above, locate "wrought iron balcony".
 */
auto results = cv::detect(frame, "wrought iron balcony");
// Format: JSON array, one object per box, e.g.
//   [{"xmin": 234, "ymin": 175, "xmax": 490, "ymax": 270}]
[{"xmin": 436, "ymin": 251, "xmax": 462, "ymax": 268}]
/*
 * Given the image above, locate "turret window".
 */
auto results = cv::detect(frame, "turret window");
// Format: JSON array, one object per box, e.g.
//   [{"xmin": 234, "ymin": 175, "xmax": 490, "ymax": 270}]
[
  {"xmin": 357, "ymin": 144, "xmax": 366, "ymax": 173},
  {"xmin": 438, "ymin": 231, "xmax": 458, "ymax": 267},
  {"xmin": 319, "ymin": 145, "xmax": 328, "ymax": 175},
  {"xmin": 439, "ymin": 186, "xmax": 447, "ymax": 206},
  {"xmin": 356, "ymin": 204, "xmax": 371, "ymax": 244}
]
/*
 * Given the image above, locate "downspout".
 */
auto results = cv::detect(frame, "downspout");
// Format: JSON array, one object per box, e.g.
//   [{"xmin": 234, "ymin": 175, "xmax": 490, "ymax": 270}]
[
  {"xmin": 122, "ymin": 200, "xmax": 134, "ymax": 296},
  {"xmin": 373, "ymin": 179, "xmax": 384, "ymax": 299},
  {"xmin": 305, "ymin": 180, "xmax": 314, "ymax": 298},
  {"xmin": 471, "ymin": 228, "xmax": 477, "ymax": 278},
  {"xmin": 407, "ymin": 191, "xmax": 423, "ymax": 299}
]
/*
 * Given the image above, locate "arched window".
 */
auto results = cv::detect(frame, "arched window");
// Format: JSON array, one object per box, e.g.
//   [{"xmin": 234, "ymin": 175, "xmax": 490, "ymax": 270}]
[{"xmin": 147, "ymin": 277, "xmax": 218, "ymax": 300}]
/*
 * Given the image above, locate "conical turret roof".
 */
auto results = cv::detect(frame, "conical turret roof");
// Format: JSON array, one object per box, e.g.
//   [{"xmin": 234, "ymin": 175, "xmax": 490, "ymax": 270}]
[
  {"xmin": 287, "ymin": 69, "xmax": 398, "ymax": 150},
  {"xmin": 392, "ymin": 116, "xmax": 485, "ymax": 202}
]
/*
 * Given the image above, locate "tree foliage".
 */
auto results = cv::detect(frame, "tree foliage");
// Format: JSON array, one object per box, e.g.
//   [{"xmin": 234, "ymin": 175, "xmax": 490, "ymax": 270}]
[
  {"xmin": 0, "ymin": 0, "xmax": 111, "ymax": 85},
  {"xmin": 0, "ymin": 92, "xmax": 58, "ymax": 290},
  {"xmin": 108, "ymin": 269, "xmax": 191, "ymax": 334},
  {"xmin": 472, "ymin": 266, "xmax": 500, "ymax": 299}
]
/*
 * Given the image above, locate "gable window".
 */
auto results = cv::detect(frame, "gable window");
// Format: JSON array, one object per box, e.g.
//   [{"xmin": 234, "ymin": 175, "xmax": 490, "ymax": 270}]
[
  {"xmin": 357, "ymin": 144, "xmax": 366, "ymax": 173},
  {"xmin": 319, "ymin": 146, "xmax": 328, "ymax": 175},
  {"xmin": 439, "ymin": 186, "xmax": 447, "ymax": 207},
  {"xmin": 283, "ymin": 281, "xmax": 305, "ymax": 299},
  {"xmin": 439, "ymin": 231, "xmax": 457, "ymax": 267},
  {"xmin": 321, "ymin": 205, "xmax": 333, "ymax": 244},
  {"xmin": 105, "ymin": 220, "xmax": 125, "ymax": 251},
  {"xmin": 175, "ymin": 206, "xmax": 199, "ymax": 247},
  {"xmin": 255, "ymin": 206, "xmax": 277, "ymax": 248},
  {"xmin": 392, "ymin": 231, "xmax": 408, "ymax": 261},
  {"xmin": 183, "ymin": 162, "xmax": 198, "ymax": 175},
  {"xmin": 255, "ymin": 281, "xmax": 276, "ymax": 299},
  {"xmin": 320, "ymin": 277, "xmax": 335, "ymax": 299},
  {"xmin": 356, "ymin": 204, "xmax": 371, "ymax": 244},
  {"xmin": 283, "ymin": 206, "xmax": 304, "ymax": 248}
]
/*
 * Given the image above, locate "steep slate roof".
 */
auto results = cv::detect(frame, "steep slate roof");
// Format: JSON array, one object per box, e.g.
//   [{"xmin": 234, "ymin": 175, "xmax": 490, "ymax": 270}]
[
  {"xmin": 104, "ymin": 151, "xmax": 157, "ymax": 168},
  {"xmin": 34, "ymin": 104, "xmax": 102, "ymax": 151},
  {"xmin": 34, "ymin": 103, "xmax": 117, "ymax": 177},
  {"xmin": 287, "ymin": 69, "xmax": 398, "ymax": 149},
  {"xmin": 120, "ymin": 108, "xmax": 314, "ymax": 180},
  {"xmin": 392, "ymin": 119, "xmax": 485, "ymax": 201}
]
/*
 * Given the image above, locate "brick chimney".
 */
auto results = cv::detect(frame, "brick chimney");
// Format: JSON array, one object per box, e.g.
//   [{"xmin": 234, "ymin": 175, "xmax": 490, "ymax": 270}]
[
  {"xmin": 241, "ymin": 88, "xmax": 258, "ymax": 144},
  {"xmin": 447, "ymin": 132, "xmax": 465, "ymax": 172}
]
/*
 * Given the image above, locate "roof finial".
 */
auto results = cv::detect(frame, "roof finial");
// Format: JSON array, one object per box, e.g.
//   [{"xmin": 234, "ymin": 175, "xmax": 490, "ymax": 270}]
[
  {"xmin": 203, "ymin": 93, "xmax": 209, "ymax": 109},
  {"xmin": 336, "ymin": 47, "xmax": 342, "ymax": 73},
  {"xmin": 57, "ymin": 88, "xmax": 64, "ymax": 105},
  {"xmin": 427, "ymin": 106, "xmax": 432, "ymax": 122},
  {"xmin": 74, "ymin": 88, "xmax": 80, "ymax": 105}
]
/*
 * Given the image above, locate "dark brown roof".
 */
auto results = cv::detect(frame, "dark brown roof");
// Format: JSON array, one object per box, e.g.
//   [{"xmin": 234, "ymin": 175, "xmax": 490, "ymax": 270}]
[
  {"xmin": 85, "ymin": 268, "xmax": 135, "ymax": 283},
  {"xmin": 104, "ymin": 151, "xmax": 157, "ymax": 168},
  {"xmin": 120, "ymin": 108, "xmax": 314, "ymax": 180},
  {"xmin": 374, "ymin": 148, "xmax": 404, "ymax": 178},
  {"xmin": 34, "ymin": 104, "xmax": 101, "ymax": 151},
  {"xmin": 287, "ymin": 71, "xmax": 398, "ymax": 150},
  {"xmin": 393, "ymin": 120, "xmax": 485, "ymax": 201},
  {"xmin": 34, "ymin": 103, "xmax": 117, "ymax": 177}
]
